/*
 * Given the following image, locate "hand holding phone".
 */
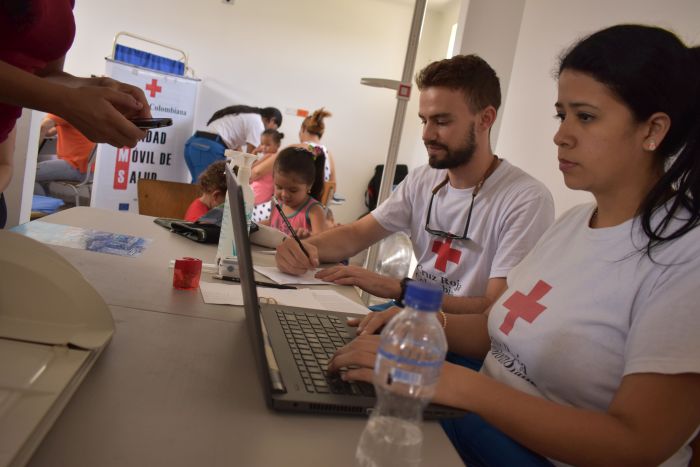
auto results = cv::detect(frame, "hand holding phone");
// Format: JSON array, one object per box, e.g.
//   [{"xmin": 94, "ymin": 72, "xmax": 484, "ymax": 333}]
[{"xmin": 129, "ymin": 117, "xmax": 173, "ymax": 129}]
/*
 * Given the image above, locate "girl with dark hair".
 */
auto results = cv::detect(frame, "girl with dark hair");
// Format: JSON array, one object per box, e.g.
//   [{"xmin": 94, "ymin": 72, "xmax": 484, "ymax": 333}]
[
  {"xmin": 183, "ymin": 104, "xmax": 282, "ymax": 182},
  {"xmin": 0, "ymin": 0, "xmax": 151, "ymax": 228},
  {"xmin": 299, "ymin": 108, "xmax": 336, "ymax": 184},
  {"xmin": 262, "ymin": 146, "xmax": 328, "ymax": 238},
  {"xmin": 329, "ymin": 24, "xmax": 700, "ymax": 466}
]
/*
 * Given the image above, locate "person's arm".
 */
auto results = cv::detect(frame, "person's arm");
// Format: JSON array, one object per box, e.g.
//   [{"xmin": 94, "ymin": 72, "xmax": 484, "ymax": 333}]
[
  {"xmin": 307, "ymin": 203, "xmax": 328, "ymax": 236},
  {"xmin": 275, "ymin": 213, "xmax": 390, "ymax": 275},
  {"xmin": 0, "ymin": 58, "xmax": 148, "ymax": 148},
  {"xmin": 37, "ymin": 58, "xmax": 151, "ymax": 114},
  {"xmin": 326, "ymin": 150, "xmax": 336, "ymax": 184},
  {"xmin": 441, "ymin": 277, "xmax": 507, "ymax": 314},
  {"xmin": 438, "ymin": 370, "xmax": 700, "ymax": 466},
  {"xmin": 39, "ymin": 115, "xmax": 57, "ymax": 141},
  {"xmin": 251, "ymin": 153, "xmax": 276, "ymax": 181},
  {"xmin": 316, "ymin": 265, "xmax": 401, "ymax": 298},
  {"xmin": 349, "ymin": 300, "xmax": 493, "ymax": 358},
  {"xmin": 0, "ymin": 129, "xmax": 15, "ymax": 193},
  {"xmin": 330, "ymin": 335, "xmax": 700, "ymax": 466}
]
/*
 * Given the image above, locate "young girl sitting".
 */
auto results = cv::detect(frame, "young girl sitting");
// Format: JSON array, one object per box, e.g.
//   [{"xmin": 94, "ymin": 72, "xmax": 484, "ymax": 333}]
[
  {"xmin": 251, "ymin": 129, "xmax": 283, "ymax": 222},
  {"xmin": 263, "ymin": 146, "xmax": 328, "ymax": 238},
  {"xmin": 252, "ymin": 129, "xmax": 283, "ymax": 204},
  {"xmin": 184, "ymin": 160, "xmax": 227, "ymax": 221}
]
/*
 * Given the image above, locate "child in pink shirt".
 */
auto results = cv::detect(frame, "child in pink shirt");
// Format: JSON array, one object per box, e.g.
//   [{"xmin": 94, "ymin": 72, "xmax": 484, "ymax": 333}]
[
  {"xmin": 251, "ymin": 129, "xmax": 283, "ymax": 205},
  {"xmin": 262, "ymin": 146, "xmax": 328, "ymax": 237}
]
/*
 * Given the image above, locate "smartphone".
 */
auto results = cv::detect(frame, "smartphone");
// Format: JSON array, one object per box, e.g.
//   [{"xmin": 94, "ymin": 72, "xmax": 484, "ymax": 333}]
[{"xmin": 129, "ymin": 117, "xmax": 173, "ymax": 129}]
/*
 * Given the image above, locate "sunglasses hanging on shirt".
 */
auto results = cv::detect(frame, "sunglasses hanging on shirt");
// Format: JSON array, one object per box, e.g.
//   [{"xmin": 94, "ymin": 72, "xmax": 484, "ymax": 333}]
[{"xmin": 424, "ymin": 156, "xmax": 500, "ymax": 241}]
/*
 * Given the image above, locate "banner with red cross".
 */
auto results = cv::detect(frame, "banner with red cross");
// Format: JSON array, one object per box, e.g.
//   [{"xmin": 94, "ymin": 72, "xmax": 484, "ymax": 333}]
[{"xmin": 91, "ymin": 59, "xmax": 201, "ymax": 212}]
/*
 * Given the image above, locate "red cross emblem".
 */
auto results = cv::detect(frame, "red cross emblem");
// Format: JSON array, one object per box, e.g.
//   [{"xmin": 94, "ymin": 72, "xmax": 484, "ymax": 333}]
[
  {"xmin": 499, "ymin": 280, "xmax": 552, "ymax": 335},
  {"xmin": 431, "ymin": 238, "xmax": 462, "ymax": 272},
  {"xmin": 145, "ymin": 79, "xmax": 162, "ymax": 98}
]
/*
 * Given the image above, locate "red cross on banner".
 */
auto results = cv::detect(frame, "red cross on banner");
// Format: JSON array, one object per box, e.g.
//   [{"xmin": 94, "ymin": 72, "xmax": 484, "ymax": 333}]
[
  {"xmin": 431, "ymin": 238, "xmax": 462, "ymax": 272},
  {"xmin": 145, "ymin": 78, "xmax": 162, "ymax": 98},
  {"xmin": 499, "ymin": 280, "xmax": 552, "ymax": 335}
]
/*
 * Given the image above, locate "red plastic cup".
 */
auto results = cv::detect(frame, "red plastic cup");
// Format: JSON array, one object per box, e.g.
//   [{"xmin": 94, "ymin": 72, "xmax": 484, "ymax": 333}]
[{"xmin": 173, "ymin": 257, "xmax": 202, "ymax": 290}]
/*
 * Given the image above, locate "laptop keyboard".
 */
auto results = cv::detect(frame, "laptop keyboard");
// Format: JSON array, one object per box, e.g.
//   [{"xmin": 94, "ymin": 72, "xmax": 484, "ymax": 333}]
[{"xmin": 276, "ymin": 310, "xmax": 375, "ymax": 397}]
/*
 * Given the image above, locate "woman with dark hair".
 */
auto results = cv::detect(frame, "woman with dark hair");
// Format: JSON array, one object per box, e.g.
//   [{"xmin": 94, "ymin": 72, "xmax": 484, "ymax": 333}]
[
  {"xmin": 330, "ymin": 24, "xmax": 700, "ymax": 466},
  {"xmin": 0, "ymin": 0, "xmax": 151, "ymax": 227},
  {"xmin": 183, "ymin": 104, "xmax": 282, "ymax": 182}
]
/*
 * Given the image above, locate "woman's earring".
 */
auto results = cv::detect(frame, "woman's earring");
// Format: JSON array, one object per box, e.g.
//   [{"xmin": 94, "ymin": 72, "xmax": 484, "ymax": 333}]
[{"xmin": 647, "ymin": 140, "xmax": 656, "ymax": 151}]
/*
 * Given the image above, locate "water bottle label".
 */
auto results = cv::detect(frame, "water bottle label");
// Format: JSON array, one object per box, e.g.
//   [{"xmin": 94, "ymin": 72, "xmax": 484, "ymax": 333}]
[
  {"xmin": 377, "ymin": 348, "xmax": 443, "ymax": 368},
  {"xmin": 388, "ymin": 367, "xmax": 422, "ymax": 386}
]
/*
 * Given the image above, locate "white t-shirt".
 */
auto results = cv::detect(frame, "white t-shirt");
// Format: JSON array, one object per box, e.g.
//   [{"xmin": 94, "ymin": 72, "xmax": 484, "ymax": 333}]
[
  {"xmin": 206, "ymin": 113, "xmax": 264, "ymax": 150},
  {"xmin": 483, "ymin": 203, "xmax": 700, "ymax": 466},
  {"xmin": 372, "ymin": 160, "xmax": 554, "ymax": 297}
]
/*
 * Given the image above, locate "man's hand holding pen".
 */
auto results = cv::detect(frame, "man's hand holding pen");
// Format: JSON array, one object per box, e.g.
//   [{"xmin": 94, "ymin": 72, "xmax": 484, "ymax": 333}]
[{"xmin": 275, "ymin": 236, "xmax": 320, "ymax": 276}]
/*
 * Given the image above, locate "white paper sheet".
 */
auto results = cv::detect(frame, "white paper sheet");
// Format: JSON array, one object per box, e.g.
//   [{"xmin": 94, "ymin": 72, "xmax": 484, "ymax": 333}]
[
  {"xmin": 311, "ymin": 290, "xmax": 370, "ymax": 316},
  {"xmin": 253, "ymin": 266, "xmax": 328, "ymax": 285},
  {"xmin": 199, "ymin": 282, "xmax": 244, "ymax": 305},
  {"xmin": 199, "ymin": 282, "xmax": 369, "ymax": 316}
]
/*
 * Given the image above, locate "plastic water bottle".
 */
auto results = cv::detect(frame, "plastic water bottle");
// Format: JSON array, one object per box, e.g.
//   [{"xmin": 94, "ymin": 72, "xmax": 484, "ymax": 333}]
[{"xmin": 355, "ymin": 281, "xmax": 447, "ymax": 467}]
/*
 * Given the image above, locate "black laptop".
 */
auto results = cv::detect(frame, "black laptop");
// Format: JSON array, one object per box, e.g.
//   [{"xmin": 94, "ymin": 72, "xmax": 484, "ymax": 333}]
[{"xmin": 225, "ymin": 164, "xmax": 461, "ymax": 418}]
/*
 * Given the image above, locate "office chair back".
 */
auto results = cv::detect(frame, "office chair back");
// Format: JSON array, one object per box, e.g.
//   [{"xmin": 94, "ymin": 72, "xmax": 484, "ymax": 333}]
[{"xmin": 52, "ymin": 144, "xmax": 97, "ymax": 207}]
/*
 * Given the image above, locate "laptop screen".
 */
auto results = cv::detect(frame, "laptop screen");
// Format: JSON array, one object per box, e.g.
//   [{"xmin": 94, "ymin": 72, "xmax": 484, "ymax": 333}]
[{"xmin": 224, "ymin": 163, "xmax": 274, "ymax": 405}]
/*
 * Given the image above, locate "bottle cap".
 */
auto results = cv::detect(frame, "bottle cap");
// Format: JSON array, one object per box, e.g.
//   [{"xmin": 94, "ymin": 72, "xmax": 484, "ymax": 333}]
[{"xmin": 404, "ymin": 281, "xmax": 442, "ymax": 311}]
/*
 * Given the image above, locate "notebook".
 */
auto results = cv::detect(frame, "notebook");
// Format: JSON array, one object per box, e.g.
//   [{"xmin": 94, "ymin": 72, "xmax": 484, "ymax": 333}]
[{"xmin": 225, "ymin": 164, "xmax": 461, "ymax": 417}]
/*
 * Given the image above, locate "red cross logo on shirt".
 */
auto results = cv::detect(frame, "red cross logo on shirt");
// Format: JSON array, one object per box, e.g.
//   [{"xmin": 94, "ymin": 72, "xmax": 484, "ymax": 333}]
[
  {"xmin": 145, "ymin": 79, "xmax": 162, "ymax": 98},
  {"xmin": 431, "ymin": 238, "xmax": 462, "ymax": 272},
  {"xmin": 499, "ymin": 280, "xmax": 552, "ymax": 335}
]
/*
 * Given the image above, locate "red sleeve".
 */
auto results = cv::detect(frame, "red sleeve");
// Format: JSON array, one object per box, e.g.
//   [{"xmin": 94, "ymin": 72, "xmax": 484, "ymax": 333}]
[{"xmin": 184, "ymin": 199, "xmax": 209, "ymax": 222}]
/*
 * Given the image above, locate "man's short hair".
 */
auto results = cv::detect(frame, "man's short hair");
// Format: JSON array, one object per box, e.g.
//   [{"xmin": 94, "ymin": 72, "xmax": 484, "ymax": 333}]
[{"xmin": 415, "ymin": 54, "xmax": 501, "ymax": 113}]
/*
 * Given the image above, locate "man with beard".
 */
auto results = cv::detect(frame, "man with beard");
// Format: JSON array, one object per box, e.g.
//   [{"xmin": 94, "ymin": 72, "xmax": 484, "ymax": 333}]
[{"xmin": 275, "ymin": 54, "xmax": 554, "ymax": 321}]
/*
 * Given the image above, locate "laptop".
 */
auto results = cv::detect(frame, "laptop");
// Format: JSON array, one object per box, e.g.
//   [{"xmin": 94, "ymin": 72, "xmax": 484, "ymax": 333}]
[{"xmin": 225, "ymin": 164, "xmax": 462, "ymax": 418}]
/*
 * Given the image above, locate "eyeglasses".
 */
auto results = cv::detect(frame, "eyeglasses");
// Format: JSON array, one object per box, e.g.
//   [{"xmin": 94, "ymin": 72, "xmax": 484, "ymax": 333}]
[
  {"xmin": 424, "ymin": 177, "xmax": 475, "ymax": 241},
  {"xmin": 424, "ymin": 156, "xmax": 500, "ymax": 241}
]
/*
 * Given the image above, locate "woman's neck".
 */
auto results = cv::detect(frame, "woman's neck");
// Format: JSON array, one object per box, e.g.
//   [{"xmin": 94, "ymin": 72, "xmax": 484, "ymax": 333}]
[{"xmin": 592, "ymin": 171, "xmax": 661, "ymax": 228}]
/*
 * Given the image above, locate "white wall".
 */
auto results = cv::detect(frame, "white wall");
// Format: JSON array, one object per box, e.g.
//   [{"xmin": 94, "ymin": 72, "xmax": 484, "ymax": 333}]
[
  {"xmin": 455, "ymin": 0, "xmax": 526, "ymax": 145},
  {"xmin": 64, "ymin": 0, "xmax": 455, "ymax": 223},
  {"xmin": 397, "ymin": 0, "xmax": 463, "ymax": 172},
  {"xmin": 495, "ymin": 0, "xmax": 700, "ymax": 215}
]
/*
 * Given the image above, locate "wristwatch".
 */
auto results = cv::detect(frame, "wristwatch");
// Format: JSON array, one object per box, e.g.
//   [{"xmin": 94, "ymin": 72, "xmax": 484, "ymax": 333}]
[{"xmin": 396, "ymin": 277, "xmax": 412, "ymax": 307}]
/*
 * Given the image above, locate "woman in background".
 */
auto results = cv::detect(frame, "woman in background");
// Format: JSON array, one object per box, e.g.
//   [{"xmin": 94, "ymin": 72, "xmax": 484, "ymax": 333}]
[
  {"xmin": 184, "ymin": 105, "xmax": 282, "ymax": 182},
  {"xmin": 299, "ymin": 108, "xmax": 336, "ymax": 184}
]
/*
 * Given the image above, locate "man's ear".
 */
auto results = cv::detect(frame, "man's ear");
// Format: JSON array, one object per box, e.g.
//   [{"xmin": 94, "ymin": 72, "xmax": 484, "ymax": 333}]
[{"xmin": 479, "ymin": 106, "xmax": 497, "ymax": 132}]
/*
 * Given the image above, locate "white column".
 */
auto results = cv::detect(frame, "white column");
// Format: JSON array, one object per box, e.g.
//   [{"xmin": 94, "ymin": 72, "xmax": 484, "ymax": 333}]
[{"xmin": 4, "ymin": 110, "xmax": 42, "ymax": 227}]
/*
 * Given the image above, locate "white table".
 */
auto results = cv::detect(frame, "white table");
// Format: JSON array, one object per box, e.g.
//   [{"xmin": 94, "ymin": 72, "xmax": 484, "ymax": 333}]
[{"xmin": 23, "ymin": 207, "xmax": 463, "ymax": 467}]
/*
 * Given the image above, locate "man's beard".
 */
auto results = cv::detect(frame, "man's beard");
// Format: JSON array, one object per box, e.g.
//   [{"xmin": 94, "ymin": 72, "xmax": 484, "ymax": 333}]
[{"xmin": 427, "ymin": 123, "xmax": 476, "ymax": 169}]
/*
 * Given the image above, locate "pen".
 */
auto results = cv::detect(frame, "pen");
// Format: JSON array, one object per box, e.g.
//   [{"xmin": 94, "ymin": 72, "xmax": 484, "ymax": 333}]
[
  {"xmin": 212, "ymin": 274, "xmax": 297, "ymax": 290},
  {"xmin": 272, "ymin": 195, "xmax": 311, "ymax": 259}
]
